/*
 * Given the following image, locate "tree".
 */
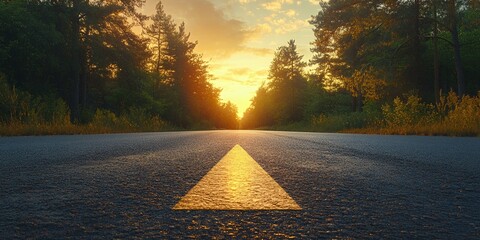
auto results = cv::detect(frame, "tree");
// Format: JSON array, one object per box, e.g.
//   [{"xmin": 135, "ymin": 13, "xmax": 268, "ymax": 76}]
[
  {"xmin": 241, "ymin": 40, "xmax": 307, "ymax": 127},
  {"xmin": 447, "ymin": 0, "xmax": 466, "ymax": 97},
  {"xmin": 241, "ymin": 84, "xmax": 274, "ymax": 129},
  {"xmin": 268, "ymin": 40, "xmax": 307, "ymax": 123},
  {"xmin": 216, "ymin": 102, "xmax": 238, "ymax": 129},
  {"xmin": 0, "ymin": 0, "xmax": 238, "ymax": 129},
  {"xmin": 310, "ymin": 0, "xmax": 398, "ymax": 110},
  {"xmin": 344, "ymin": 66, "xmax": 387, "ymax": 111},
  {"xmin": 145, "ymin": 1, "xmax": 175, "ymax": 97},
  {"xmin": 145, "ymin": 2, "xmax": 237, "ymax": 128}
]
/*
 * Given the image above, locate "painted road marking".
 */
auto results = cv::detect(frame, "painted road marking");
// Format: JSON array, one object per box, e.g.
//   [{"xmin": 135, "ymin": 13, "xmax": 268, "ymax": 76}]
[{"xmin": 173, "ymin": 145, "xmax": 301, "ymax": 210}]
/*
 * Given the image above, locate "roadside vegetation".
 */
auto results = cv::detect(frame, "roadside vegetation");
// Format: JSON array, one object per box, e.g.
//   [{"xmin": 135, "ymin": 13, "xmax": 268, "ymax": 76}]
[
  {"xmin": 241, "ymin": 1, "xmax": 480, "ymax": 137},
  {"xmin": 0, "ymin": 0, "xmax": 237, "ymax": 136},
  {"xmin": 248, "ymin": 91, "xmax": 480, "ymax": 137},
  {"xmin": 0, "ymin": 76, "xmax": 176, "ymax": 136},
  {"xmin": 1, "ymin": 1, "xmax": 479, "ymax": 137}
]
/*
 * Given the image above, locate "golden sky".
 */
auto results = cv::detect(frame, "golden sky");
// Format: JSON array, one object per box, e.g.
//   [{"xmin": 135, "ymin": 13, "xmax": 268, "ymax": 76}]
[{"xmin": 141, "ymin": 0, "xmax": 321, "ymax": 117}]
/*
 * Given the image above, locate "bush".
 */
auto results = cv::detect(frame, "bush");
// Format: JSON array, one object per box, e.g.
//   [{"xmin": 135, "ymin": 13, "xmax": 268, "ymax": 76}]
[
  {"xmin": 310, "ymin": 112, "xmax": 370, "ymax": 132},
  {"xmin": 382, "ymin": 94, "xmax": 437, "ymax": 127},
  {"xmin": 89, "ymin": 108, "xmax": 170, "ymax": 133},
  {"xmin": 90, "ymin": 109, "xmax": 131, "ymax": 131},
  {"xmin": 307, "ymin": 100, "xmax": 382, "ymax": 132},
  {"xmin": 1, "ymin": 76, "xmax": 172, "ymax": 135},
  {"xmin": 124, "ymin": 106, "xmax": 150, "ymax": 128},
  {"xmin": 123, "ymin": 106, "xmax": 169, "ymax": 131},
  {"xmin": 377, "ymin": 91, "xmax": 480, "ymax": 136},
  {"xmin": 0, "ymin": 76, "xmax": 70, "ymax": 125},
  {"xmin": 440, "ymin": 92, "xmax": 480, "ymax": 134}
]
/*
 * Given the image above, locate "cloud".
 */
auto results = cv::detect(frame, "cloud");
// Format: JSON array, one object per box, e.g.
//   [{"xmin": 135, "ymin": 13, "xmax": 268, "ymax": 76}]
[
  {"xmin": 285, "ymin": 9, "xmax": 297, "ymax": 17},
  {"xmin": 244, "ymin": 47, "xmax": 272, "ymax": 56},
  {"xmin": 213, "ymin": 66, "xmax": 268, "ymax": 86},
  {"xmin": 158, "ymin": 0, "xmax": 254, "ymax": 58},
  {"xmin": 229, "ymin": 67, "xmax": 251, "ymax": 76},
  {"xmin": 238, "ymin": 0, "xmax": 256, "ymax": 3},
  {"xmin": 262, "ymin": 1, "xmax": 282, "ymax": 11},
  {"xmin": 274, "ymin": 19, "xmax": 309, "ymax": 34},
  {"xmin": 261, "ymin": 0, "xmax": 294, "ymax": 11},
  {"xmin": 263, "ymin": 13, "xmax": 309, "ymax": 34},
  {"xmin": 214, "ymin": 74, "xmax": 260, "ymax": 87},
  {"xmin": 253, "ymin": 23, "xmax": 272, "ymax": 35}
]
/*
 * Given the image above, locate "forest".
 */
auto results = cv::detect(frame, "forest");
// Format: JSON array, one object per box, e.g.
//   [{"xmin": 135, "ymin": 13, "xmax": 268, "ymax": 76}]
[
  {"xmin": 1, "ymin": 0, "xmax": 479, "ymax": 136},
  {"xmin": 241, "ymin": 0, "xmax": 480, "ymax": 136},
  {"xmin": 0, "ymin": 0, "xmax": 238, "ymax": 135}
]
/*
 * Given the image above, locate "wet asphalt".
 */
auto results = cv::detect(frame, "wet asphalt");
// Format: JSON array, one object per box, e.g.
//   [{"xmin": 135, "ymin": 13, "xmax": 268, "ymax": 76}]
[{"xmin": 0, "ymin": 130, "xmax": 479, "ymax": 239}]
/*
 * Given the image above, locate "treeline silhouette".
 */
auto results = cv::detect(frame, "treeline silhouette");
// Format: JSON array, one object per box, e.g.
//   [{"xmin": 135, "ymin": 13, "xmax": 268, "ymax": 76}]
[
  {"xmin": 242, "ymin": 1, "xmax": 480, "ymax": 135},
  {"xmin": 0, "ymin": 0, "xmax": 238, "ymax": 132}
]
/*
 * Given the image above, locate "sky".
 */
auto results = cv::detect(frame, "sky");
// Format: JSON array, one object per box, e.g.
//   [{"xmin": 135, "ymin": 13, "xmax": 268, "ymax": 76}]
[{"xmin": 141, "ymin": 0, "xmax": 322, "ymax": 117}]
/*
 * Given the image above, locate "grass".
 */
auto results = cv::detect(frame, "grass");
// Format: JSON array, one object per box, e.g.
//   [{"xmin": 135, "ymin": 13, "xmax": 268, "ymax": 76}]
[
  {"xmin": 343, "ymin": 125, "xmax": 480, "ymax": 137},
  {"xmin": 342, "ymin": 92, "xmax": 480, "ymax": 137},
  {"xmin": 262, "ymin": 92, "xmax": 480, "ymax": 137},
  {"xmin": 0, "ymin": 122, "xmax": 177, "ymax": 136},
  {"xmin": 2, "ymin": 77, "xmax": 478, "ymax": 137}
]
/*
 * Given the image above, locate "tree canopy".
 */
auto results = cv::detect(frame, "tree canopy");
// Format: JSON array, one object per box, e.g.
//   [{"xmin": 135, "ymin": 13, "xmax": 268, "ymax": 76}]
[
  {"xmin": 0, "ymin": 0, "xmax": 238, "ymax": 130},
  {"xmin": 241, "ymin": 0, "xmax": 480, "ymax": 130}
]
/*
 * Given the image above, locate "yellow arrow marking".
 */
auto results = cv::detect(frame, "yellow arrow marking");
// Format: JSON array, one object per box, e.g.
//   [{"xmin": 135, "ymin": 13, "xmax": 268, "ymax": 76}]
[{"xmin": 173, "ymin": 145, "xmax": 301, "ymax": 210}]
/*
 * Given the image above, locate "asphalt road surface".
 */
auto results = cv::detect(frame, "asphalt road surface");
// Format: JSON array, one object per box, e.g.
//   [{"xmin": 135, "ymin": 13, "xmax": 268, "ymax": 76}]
[{"xmin": 1, "ymin": 131, "xmax": 479, "ymax": 239}]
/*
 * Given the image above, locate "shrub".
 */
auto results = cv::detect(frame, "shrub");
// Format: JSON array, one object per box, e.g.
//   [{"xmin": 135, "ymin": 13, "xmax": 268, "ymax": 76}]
[
  {"xmin": 382, "ymin": 94, "xmax": 437, "ymax": 127},
  {"xmin": 441, "ymin": 92, "xmax": 480, "ymax": 133},
  {"xmin": 89, "ymin": 108, "xmax": 170, "ymax": 132},
  {"xmin": 311, "ymin": 112, "xmax": 370, "ymax": 132},
  {"xmin": 0, "ymin": 76, "xmax": 70, "ymax": 125},
  {"xmin": 124, "ymin": 106, "xmax": 150, "ymax": 128},
  {"xmin": 148, "ymin": 115, "xmax": 169, "ymax": 131},
  {"xmin": 377, "ymin": 91, "xmax": 480, "ymax": 136},
  {"xmin": 90, "ymin": 109, "xmax": 131, "ymax": 131},
  {"xmin": 1, "ymin": 76, "xmax": 172, "ymax": 135}
]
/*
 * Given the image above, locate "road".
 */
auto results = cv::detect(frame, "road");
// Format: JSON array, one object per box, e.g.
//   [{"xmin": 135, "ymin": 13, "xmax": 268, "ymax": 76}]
[{"xmin": 1, "ymin": 131, "xmax": 479, "ymax": 238}]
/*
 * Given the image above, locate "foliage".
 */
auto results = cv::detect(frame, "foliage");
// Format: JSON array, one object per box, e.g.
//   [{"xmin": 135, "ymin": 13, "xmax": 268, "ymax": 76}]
[
  {"xmin": 382, "ymin": 94, "xmax": 437, "ymax": 127},
  {"xmin": 433, "ymin": 91, "xmax": 480, "ymax": 135},
  {"xmin": 378, "ymin": 91, "xmax": 480, "ymax": 136},
  {"xmin": 310, "ymin": 113, "xmax": 371, "ymax": 132},
  {"xmin": 144, "ymin": 2, "xmax": 237, "ymax": 128},
  {"xmin": 1, "ymin": 0, "xmax": 479, "ymax": 136},
  {"xmin": 0, "ymin": 0, "xmax": 238, "ymax": 135},
  {"xmin": 345, "ymin": 66, "xmax": 387, "ymax": 101},
  {"xmin": 304, "ymin": 90, "xmax": 352, "ymax": 117},
  {"xmin": 89, "ymin": 108, "xmax": 170, "ymax": 133},
  {"xmin": 241, "ymin": 40, "xmax": 307, "ymax": 128},
  {"xmin": 0, "ymin": 76, "xmax": 70, "ymax": 125},
  {"xmin": 242, "ymin": 0, "xmax": 479, "ymax": 137}
]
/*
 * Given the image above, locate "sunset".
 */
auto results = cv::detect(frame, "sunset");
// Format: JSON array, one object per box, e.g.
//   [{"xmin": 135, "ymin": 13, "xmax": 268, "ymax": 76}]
[
  {"xmin": 1, "ymin": 0, "xmax": 479, "ymax": 238},
  {"xmin": 141, "ymin": 0, "xmax": 319, "ymax": 116}
]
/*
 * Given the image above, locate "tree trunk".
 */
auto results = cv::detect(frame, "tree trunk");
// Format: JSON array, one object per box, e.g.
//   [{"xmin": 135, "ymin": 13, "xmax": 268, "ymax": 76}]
[
  {"xmin": 70, "ymin": 0, "xmax": 81, "ymax": 122},
  {"xmin": 412, "ymin": 0, "xmax": 421, "ymax": 88},
  {"xmin": 80, "ymin": 0, "xmax": 90, "ymax": 110},
  {"xmin": 352, "ymin": 95, "xmax": 357, "ymax": 112},
  {"xmin": 448, "ymin": 0, "xmax": 466, "ymax": 97},
  {"xmin": 80, "ymin": 42, "xmax": 88, "ymax": 111},
  {"xmin": 357, "ymin": 94, "xmax": 364, "ymax": 112},
  {"xmin": 154, "ymin": 38, "xmax": 161, "ymax": 98},
  {"xmin": 433, "ymin": 1, "xmax": 440, "ymax": 103}
]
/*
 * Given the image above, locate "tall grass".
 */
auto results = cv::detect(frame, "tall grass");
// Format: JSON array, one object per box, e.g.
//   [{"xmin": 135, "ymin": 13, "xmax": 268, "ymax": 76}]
[
  {"xmin": 87, "ymin": 108, "xmax": 173, "ymax": 134},
  {"xmin": 307, "ymin": 92, "xmax": 480, "ymax": 136},
  {"xmin": 308, "ymin": 101, "xmax": 382, "ymax": 132},
  {"xmin": 0, "ymin": 77, "xmax": 174, "ymax": 136},
  {"xmin": 364, "ymin": 92, "xmax": 480, "ymax": 136}
]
